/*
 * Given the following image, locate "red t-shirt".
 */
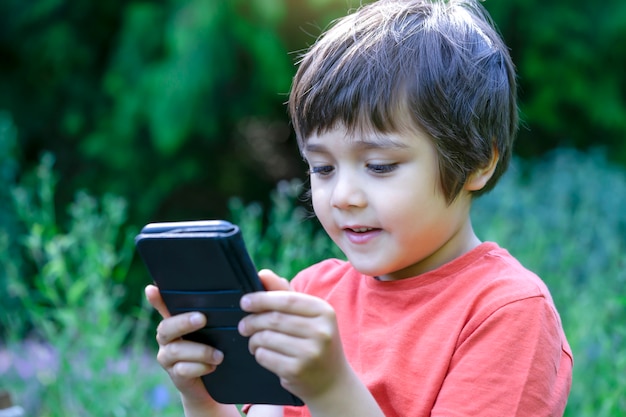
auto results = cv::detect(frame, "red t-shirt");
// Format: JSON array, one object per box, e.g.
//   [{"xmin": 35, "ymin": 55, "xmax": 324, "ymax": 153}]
[{"xmin": 252, "ymin": 242, "xmax": 573, "ymax": 416}]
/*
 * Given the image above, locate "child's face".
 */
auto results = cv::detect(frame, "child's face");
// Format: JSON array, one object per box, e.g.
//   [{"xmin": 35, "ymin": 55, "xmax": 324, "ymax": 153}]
[{"xmin": 303, "ymin": 124, "xmax": 478, "ymax": 281}]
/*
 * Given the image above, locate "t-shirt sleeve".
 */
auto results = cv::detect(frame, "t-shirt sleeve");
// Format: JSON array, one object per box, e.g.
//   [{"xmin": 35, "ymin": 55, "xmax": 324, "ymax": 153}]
[{"xmin": 431, "ymin": 296, "xmax": 573, "ymax": 417}]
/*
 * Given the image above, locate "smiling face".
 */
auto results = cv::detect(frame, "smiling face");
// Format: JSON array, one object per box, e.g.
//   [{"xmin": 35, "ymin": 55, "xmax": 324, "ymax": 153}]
[{"xmin": 304, "ymin": 124, "xmax": 487, "ymax": 281}]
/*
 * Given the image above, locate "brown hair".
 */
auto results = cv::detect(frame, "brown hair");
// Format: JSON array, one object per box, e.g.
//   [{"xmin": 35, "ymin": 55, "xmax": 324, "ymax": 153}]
[{"xmin": 289, "ymin": 0, "xmax": 518, "ymax": 202}]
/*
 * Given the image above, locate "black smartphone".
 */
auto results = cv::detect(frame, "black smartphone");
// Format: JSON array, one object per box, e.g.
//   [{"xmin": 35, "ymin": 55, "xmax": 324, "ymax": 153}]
[{"xmin": 135, "ymin": 220, "xmax": 303, "ymax": 406}]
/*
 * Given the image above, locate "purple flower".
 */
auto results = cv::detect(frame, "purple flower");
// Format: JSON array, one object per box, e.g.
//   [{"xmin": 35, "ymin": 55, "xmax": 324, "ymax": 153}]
[{"xmin": 149, "ymin": 384, "xmax": 171, "ymax": 410}]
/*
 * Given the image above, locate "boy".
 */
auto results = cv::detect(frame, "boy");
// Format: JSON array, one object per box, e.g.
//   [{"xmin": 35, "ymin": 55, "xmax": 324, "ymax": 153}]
[{"xmin": 145, "ymin": 0, "xmax": 573, "ymax": 416}]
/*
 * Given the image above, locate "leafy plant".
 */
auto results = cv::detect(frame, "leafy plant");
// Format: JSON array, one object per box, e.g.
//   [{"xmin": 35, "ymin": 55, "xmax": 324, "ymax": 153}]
[
  {"xmin": 484, "ymin": 0, "xmax": 626, "ymax": 161},
  {"xmin": 4, "ymin": 0, "xmax": 624, "ymax": 235},
  {"xmin": 229, "ymin": 178, "xmax": 343, "ymax": 279},
  {"xmin": 0, "ymin": 111, "xmax": 22, "ymax": 334},
  {"xmin": 0, "ymin": 154, "xmax": 182, "ymax": 416}
]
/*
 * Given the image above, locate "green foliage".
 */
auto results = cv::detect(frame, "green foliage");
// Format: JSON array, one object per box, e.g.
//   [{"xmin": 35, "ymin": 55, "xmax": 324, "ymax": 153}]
[
  {"xmin": 3, "ymin": 0, "xmax": 622, "ymax": 229},
  {"xmin": 0, "ymin": 155, "xmax": 182, "ymax": 416},
  {"xmin": 87, "ymin": 0, "xmax": 309, "ymax": 220},
  {"xmin": 484, "ymin": 0, "xmax": 626, "ymax": 161},
  {"xmin": 2, "ymin": 0, "xmax": 622, "ymax": 413},
  {"xmin": 472, "ymin": 149, "xmax": 626, "ymax": 416},
  {"xmin": 0, "ymin": 0, "xmax": 333, "ymax": 224},
  {"xmin": 229, "ymin": 179, "xmax": 342, "ymax": 279},
  {"xmin": 0, "ymin": 112, "xmax": 22, "ymax": 333}
]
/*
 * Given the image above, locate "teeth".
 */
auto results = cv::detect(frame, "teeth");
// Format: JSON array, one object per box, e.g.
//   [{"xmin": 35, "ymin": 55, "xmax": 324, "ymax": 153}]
[{"xmin": 351, "ymin": 227, "xmax": 372, "ymax": 233}]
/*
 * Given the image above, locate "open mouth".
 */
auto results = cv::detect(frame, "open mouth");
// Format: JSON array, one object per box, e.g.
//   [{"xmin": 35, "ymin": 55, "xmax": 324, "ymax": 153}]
[
  {"xmin": 343, "ymin": 226, "xmax": 382, "ymax": 244},
  {"xmin": 348, "ymin": 227, "xmax": 376, "ymax": 233}
]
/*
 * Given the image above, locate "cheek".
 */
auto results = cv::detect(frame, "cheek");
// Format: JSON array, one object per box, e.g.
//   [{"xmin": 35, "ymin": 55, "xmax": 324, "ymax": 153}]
[{"xmin": 310, "ymin": 188, "xmax": 329, "ymax": 220}]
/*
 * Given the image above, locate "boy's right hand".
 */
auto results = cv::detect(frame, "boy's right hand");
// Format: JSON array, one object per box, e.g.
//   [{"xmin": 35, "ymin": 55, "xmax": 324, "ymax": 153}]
[{"xmin": 145, "ymin": 284, "xmax": 224, "ymax": 407}]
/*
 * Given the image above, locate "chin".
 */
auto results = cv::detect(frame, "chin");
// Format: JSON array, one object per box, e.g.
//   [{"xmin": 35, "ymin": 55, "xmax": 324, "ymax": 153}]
[{"xmin": 348, "ymin": 260, "xmax": 389, "ymax": 278}]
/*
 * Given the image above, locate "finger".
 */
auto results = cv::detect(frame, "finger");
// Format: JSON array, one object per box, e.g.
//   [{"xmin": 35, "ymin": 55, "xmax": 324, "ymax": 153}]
[
  {"xmin": 251, "ymin": 346, "xmax": 310, "ymax": 384},
  {"xmin": 170, "ymin": 360, "xmax": 218, "ymax": 380},
  {"xmin": 157, "ymin": 339, "xmax": 224, "ymax": 370},
  {"xmin": 239, "ymin": 310, "xmax": 332, "ymax": 339},
  {"xmin": 156, "ymin": 312, "xmax": 207, "ymax": 345},
  {"xmin": 145, "ymin": 284, "xmax": 171, "ymax": 319},
  {"xmin": 247, "ymin": 329, "xmax": 315, "ymax": 358},
  {"xmin": 258, "ymin": 269, "xmax": 291, "ymax": 291},
  {"xmin": 240, "ymin": 291, "xmax": 331, "ymax": 317}
]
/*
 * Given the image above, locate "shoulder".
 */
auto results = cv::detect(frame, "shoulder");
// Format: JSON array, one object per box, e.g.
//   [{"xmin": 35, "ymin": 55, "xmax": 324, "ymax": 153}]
[
  {"xmin": 455, "ymin": 243, "xmax": 566, "ymax": 338},
  {"xmin": 451, "ymin": 244, "xmax": 572, "ymax": 368},
  {"xmin": 425, "ymin": 242, "xmax": 564, "ymax": 335},
  {"xmin": 469, "ymin": 243, "xmax": 555, "ymax": 306}
]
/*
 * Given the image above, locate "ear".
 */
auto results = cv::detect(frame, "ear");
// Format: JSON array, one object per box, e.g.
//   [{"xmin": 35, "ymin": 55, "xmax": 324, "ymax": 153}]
[{"xmin": 465, "ymin": 147, "xmax": 499, "ymax": 192}]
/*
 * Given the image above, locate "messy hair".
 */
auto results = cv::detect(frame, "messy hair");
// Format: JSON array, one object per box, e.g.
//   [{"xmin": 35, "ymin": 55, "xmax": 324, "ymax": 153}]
[{"xmin": 289, "ymin": 0, "xmax": 518, "ymax": 202}]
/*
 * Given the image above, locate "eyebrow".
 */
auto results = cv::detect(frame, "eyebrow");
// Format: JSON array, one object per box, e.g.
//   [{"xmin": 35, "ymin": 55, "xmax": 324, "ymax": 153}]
[{"xmin": 304, "ymin": 136, "xmax": 409, "ymax": 154}]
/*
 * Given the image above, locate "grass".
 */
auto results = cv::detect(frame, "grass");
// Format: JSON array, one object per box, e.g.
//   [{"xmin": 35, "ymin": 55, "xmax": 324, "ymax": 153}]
[{"xmin": 1, "ymin": 147, "xmax": 624, "ymax": 416}]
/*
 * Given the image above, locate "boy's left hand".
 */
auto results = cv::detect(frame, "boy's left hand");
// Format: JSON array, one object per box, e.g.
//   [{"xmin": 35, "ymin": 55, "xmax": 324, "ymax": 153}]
[{"xmin": 238, "ymin": 270, "xmax": 349, "ymax": 403}]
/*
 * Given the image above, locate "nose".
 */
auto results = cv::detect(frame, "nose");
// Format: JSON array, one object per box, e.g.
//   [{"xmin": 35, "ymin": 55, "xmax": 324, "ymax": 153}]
[{"xmin": 330, "ymin": 170, "xmax": 367, "ymax": 209}]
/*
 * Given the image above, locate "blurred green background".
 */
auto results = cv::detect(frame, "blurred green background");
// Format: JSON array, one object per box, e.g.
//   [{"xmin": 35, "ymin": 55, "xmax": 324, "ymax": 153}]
[{"xmin": 0, "ymin": 0, "xmax": 624, "ymax": 415}]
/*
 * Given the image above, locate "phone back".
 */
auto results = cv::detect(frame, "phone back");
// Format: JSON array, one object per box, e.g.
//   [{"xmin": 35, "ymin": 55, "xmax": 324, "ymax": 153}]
[{"xmin": 135, "ymin": 220, "xmax": 303, "ymax": 406}]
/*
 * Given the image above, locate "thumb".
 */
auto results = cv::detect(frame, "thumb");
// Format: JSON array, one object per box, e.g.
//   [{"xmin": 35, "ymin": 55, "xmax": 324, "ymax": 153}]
[
  {"xmin": 257, "ymin": 269, "xmax": 291, "ymax": 291},
  {"xmin": 145, "ymin": 284, "xmax": 172, "ymax": 319}
]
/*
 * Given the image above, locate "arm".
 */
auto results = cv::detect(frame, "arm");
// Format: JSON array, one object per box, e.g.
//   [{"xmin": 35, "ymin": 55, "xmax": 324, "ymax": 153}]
[
  {"xmin": 145, "ymin": 285, "xmax": 242, "ymax": 417},
  {"xmin": 238, "ymin": 271, "xmax": 386, "ymax": 417}
]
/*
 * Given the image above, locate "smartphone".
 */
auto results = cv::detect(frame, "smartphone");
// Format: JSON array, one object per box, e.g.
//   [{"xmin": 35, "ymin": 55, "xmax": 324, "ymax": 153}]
[{"xmin": 135, "ymin": 220, "xmax": 303, "ymax": 406}]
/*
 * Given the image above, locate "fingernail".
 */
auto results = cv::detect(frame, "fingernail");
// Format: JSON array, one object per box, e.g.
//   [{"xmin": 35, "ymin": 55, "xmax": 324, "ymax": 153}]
[
  {"xmin": 190, "ymin": 313, "xmax": 204, "ymax": 326},
  {"xmin": 213, "ymin": 349, "xmax": 224, "ymax": 363},
  {"xmin": 240, "ymin": 295, "xmax": 251, "ymax": 310}
]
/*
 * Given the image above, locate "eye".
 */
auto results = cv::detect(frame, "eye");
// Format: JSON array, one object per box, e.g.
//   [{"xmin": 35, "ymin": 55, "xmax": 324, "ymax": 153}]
[
  {"xmin": 367, "ymin": 163, "xmax": 398, "ymax": 174},
  {"xmin": 309, "ymin": 165, "xmax": 335, "ymax": 177}
]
